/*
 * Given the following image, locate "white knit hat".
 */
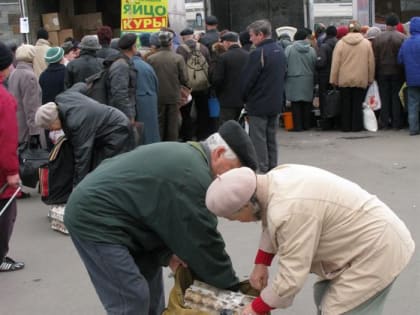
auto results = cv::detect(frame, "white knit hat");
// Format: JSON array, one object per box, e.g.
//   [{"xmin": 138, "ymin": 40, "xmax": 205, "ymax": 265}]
[{"xmin": 205, "ymin": 167, "xmax": 257, "ymax": 218}]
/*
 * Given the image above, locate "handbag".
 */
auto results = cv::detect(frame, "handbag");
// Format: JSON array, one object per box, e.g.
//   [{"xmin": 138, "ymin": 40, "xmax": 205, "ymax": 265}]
[
  {"xmin": 324, "ymin": 88, "xmax": 341, "ymax": 118},
  {"xmin": 18, "ymin": 142, "xmax": 50, "ymax": 188},
  {"xmin": 39, "ymin": 137, "xmax": 74, "ymax": 205}
]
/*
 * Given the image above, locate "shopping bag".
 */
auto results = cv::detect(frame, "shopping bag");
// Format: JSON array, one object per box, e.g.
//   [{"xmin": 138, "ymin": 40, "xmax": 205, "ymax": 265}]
[
  {"xmin": 363, "ymin": 103, "xmax": 378, "ymax": 132},
  {"xmin": 324, "ymin": 88, "xmax": 341, "ymax": 118},
  {"xmin": 163, "ymin": 267, "xmax": 261, "ymax": 315},
  {"xmin": 19, "ymin": 143, "xmax": 49, "ymax": 188},
  {"xmin": 208, "ymin": 96, "xmax": 220, "ymax": 118},
  {"xmin": 364, "ymin": 81, "xmax": 381, "ymax": 111},
  {"xmin": 237, "ymin": 108, "xmax": 249, "ymax": 134}
]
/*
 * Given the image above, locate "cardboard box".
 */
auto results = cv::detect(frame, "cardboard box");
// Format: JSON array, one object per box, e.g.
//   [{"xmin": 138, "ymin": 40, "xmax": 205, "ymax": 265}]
[
  {"xmin": 58, "ymin": 29, "xmax": 74, "ymax": 44},
  {"xmin": 72, "ymin": 12, "xmax": 102, "ymax": 31},
  {"xmin": 48, "ymin": 31, "xmax": 59, "ymax": 46},
  {"xmin": 42, "ymin": 13, "xmax": 62, "ymax": 32}
]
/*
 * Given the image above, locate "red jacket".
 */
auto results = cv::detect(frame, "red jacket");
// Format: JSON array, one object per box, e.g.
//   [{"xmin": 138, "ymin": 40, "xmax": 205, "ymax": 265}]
[{"xmin": 0, "ymin": 77, "xmax": 20, "ymax": 199}]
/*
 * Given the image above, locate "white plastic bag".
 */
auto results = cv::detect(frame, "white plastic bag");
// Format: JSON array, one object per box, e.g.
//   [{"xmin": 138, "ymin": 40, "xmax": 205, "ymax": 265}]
[
  {"xmin": 364, "ymin": 81, "xmax": 381, "ymax": 111},
  {"xmin": 363, "ymin": 103, "xmax": 378, "ymax": 132}
]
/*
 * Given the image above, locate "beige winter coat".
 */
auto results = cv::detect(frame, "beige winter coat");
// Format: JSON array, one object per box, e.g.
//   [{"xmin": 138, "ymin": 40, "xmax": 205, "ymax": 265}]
[
  {"xmin": 33, "ymin": 38, "xmax": 50, "ymax": 78},
  {"xmin": 257, "ymin": 164, "xmax": 414, "ymax": 315},
  {"xmin": 329, "ymin": 33, "xmax": 375, "ymax": 88}
]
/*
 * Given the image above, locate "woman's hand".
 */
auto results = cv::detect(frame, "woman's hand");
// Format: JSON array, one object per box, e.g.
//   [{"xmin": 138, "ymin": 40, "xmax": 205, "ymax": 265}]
[{"xmin": 250, "ymin": 264, "xmax": 269, "ymax": 290}]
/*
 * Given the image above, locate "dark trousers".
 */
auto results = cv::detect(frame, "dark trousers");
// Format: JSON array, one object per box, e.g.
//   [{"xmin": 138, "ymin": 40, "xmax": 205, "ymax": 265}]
[
  {"xmin": 0, "ymin": 199, "xmax": 17, "ymax": 261},
  {"xmin": 194, "ymin": 91, "xmax": 217, "ymax": 141},
  {"xmin": 158, "ymin": 103, "xmax": 179, "ymax": 141},
  {"xmin": 70, "ymin": 235, "xmax": 164, "ymax": 315},
  {"xmin": 377, "ymin": 75, "xmax": 404, "ymax": 129},
  {"xmin": 219, "ymin": 107, "xmax": 242, "ymax": 125},
  {"xmin": 248, "ymin": 114, "xmax": 279, "ymax": 173},
  {"xmin": 179, "ymin": 100, "xmax": 194, "ymax": 141},
  {"xmin": 291, "ymin": 101, "xmax": 312, "ymax": 131},
  {"xmin": 340, "ymin": 87, "xmax": 366, "ymax": 132}
]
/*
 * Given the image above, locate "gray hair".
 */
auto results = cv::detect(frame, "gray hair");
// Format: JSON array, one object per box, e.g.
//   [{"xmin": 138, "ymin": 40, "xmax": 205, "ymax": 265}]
[
  {"xmin": 204, "ymin": 132, "xmax": 238, "ymax": 160},
  {"xmin": 247, "ymin": 19, "xmax": 272, "ymax": 37}
]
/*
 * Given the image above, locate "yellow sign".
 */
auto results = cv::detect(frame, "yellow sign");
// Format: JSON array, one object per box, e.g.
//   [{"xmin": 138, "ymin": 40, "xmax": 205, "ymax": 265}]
[{"xmin": 121, "ymin": 0, "xmax": 168, "ymax": 32}]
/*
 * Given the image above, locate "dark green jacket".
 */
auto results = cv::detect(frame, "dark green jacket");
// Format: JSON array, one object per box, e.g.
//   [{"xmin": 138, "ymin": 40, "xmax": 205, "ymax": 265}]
[{"xmin": 64, "ymin": 142, "xmax": 239, "ymax": 288}]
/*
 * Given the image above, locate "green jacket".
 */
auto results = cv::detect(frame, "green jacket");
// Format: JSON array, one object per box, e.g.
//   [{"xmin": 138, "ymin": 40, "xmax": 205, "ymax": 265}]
[{"xmin": 64, "ymin": 142, "xmax": 239, "ymax": 288}]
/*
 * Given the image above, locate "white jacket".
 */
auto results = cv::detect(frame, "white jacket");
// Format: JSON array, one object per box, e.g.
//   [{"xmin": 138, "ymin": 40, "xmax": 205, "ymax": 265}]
[{"xmin": 258, "ymin": 164, "xmax": 414, "ymax": 314}]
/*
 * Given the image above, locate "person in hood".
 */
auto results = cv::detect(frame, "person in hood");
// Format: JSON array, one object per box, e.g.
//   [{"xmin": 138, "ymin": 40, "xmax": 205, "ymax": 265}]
[
  {"xmin": 330, "ymin": 21, "xmax": 375, "ymax": 132},
  {"xmin": 284, "ymin": 29, "xmax": 317, "ymax": 131},
  {"xmin": 34, "ymin": 83, "xmax": 132, "ymax": 186},
  {"xmin": 205, "ymin": 165, "xmax": 415, "ymax": 315},
  {"xmin": 398, "ymin": 17, "xmax": 420, "ymax": 136}
]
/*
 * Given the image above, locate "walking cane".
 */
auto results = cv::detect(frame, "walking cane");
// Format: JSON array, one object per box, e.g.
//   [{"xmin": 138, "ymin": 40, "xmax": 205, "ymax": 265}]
[{"xmin": 0, "ymin": 183, "xmax": 22, "ymax": 217}]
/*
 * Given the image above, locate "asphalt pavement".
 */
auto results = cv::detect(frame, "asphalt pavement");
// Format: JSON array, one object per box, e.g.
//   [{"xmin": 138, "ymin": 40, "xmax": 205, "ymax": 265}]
[{"xmin": 1, "ymin": 129, "xmax": 419, "ymax": 315}]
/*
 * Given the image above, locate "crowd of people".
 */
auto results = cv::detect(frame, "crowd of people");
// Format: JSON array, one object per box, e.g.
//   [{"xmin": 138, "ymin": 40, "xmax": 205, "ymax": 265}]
[{"xmin": 0, "ymin": 13, "xmax": 418, "ymax": 315}]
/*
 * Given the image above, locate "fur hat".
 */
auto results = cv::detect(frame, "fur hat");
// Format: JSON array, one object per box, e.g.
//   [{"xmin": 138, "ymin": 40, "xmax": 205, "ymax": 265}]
[
  {"xmin": 158, "ymin": 31, "xmax": 173, "ymax": 47},
  {"xmin": 15, "ymin": 44, "xmax": 36, "ymax": 63},
  {"xmin": 366, "ymin": 27, "xmax": 381, "ymax": 40},
  {"xmin": 218, "ymin": 120, "xmax": 258, "ymax": 171},
  {"xmin": 220, "ymin": 32, "xmax": 239, "ymax": 42},
  {"xmin": 206, "ymin": 167, "xmax": 257, "ymax": 218},
  {"xmin": 79, "ymin": 35, "xmax": 101, "ymax": 50},
  {"xmin": 0, "ymin": 41, "xmax": 13, "ymax": 71},
  {"xmin": 35, "ymin": 102, "xmax": 59, "ymax": 129},
  {"xmin": 45, "ymin": 47, "xmax": 64, "ymax": 64},
  {"xmin": 119, "ymin": 33, "xmax": 137, "ymax": 50}
]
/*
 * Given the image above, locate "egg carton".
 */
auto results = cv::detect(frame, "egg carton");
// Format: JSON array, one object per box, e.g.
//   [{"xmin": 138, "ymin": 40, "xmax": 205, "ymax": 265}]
[{"xmin": 184, "ymin": 280, "xmax": 254, "ymax": 315}]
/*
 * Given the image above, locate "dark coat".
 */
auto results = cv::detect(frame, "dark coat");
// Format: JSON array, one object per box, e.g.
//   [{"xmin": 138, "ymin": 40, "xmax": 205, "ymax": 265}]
[
  {"xmin": 64, "ymin": 50, "xmax": 104, "ymax": 89},
  {"xmin": 212, "ymin": 44, "xmax": 249, "ymax": 108},
  {"xmin": 55, "ymin": 84, "xmax": 131, "ymax": 185},
  {"xmin": 316, "ymin": 36, "xmax": 337, "ymax": 77},
  {"xmin": 373, "ymin": 30, "xmax": 406, "ymax": 77},
  {"xmin": 199, "ymin": 29, "xmax": 220, "ymax": 52},
  {"xmin": 107, "ymin": 53, "xmax": 137, "ymax": 120},
  {"xmin": 96, "ymin": 45, "xmax": 120, "ymax": 59},
  {"xmin": 39, "ymin": 63, "xmax": 66, "ymax": 103},
  {"xmin": 240, "ymin": 38, "xmax": 286, "ymax": 116}
]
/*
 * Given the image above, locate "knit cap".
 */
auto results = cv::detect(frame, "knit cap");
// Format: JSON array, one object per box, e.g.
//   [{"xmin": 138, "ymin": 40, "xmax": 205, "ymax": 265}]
[
  {"xmin": 15, "ymin": 44, "xmax": 36, "ymax": 62},
  {"xmin": 45, "ymin": 47, "xmax": 64, "ymax": 64}
]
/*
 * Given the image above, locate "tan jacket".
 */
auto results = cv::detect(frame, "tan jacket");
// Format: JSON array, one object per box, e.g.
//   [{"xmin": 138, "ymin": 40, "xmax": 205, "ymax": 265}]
[
  {"xmin": 329, "ymin": 33, "xmax": 375, "ymax": 88},
  {"xmin": 258, "ymin": 164, "xmax": 414, "ymax": 314},
  {"xmin": 33, "ymin": 39, "xmax": 50, "ymax": 78}
]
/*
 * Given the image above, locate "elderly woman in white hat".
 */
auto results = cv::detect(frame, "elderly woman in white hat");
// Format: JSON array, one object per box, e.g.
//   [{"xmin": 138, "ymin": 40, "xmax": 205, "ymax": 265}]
[{"xmin": 205, "ymin": 165, "xmax": 414, "ymax": 315}]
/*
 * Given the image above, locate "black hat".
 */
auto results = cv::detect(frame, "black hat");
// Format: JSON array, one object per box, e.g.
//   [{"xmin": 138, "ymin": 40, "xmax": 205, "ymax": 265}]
[
  {"xmin": 386, "ymin": 14, "xmax": 399, "ymax": 26},
  {"xmin": 119, "ymin": 33, "xmax": 137, "ymax": 50},
  {"xmin": 0, "ymin": 41, "xmax": 13, "ymax": 71},
  {"xmin": 205, "ymin": 16, "xmax": 218, "ymax": 26},
  {"xmin": 218, "ymin": 120, "xmax": 258, "ymax": 171},
  {"xmin": 221, "ymin": 32, "xmax": 239, "ymax": 42},
  {"xmin": 326, "ymin": 25, "xmax": 337, "ymax": 37},
  {"xmin": 180, "ymin": 28, "xmax": 194, "ymax": 36}
]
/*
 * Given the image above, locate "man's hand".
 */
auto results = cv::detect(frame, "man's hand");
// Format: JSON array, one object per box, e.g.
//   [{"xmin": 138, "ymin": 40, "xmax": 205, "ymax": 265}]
[
  {"xmin": 241, "ymin": 303, "xmax": 258, "ymax": 315},
  {"xmin": 168, "ymin": 254, "xmax": 188, "ymax": 273},
  {"xmin": 250, "ymin": 264, "xmax": 269, "ymax": 291},
  {"xmin": 6, "ymin": 174, "xmax": 20, "ymax": 188}
]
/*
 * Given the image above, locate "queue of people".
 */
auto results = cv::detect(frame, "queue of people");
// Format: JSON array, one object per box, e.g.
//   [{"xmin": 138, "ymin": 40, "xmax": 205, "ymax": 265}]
[{"xmin": 0, "ymin": 13, "xmax": 417, "ymax": 315}]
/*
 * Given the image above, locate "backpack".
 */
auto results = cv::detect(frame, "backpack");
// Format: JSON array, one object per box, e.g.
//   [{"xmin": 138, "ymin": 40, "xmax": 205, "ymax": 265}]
[
  {"xmin": 39, "ymin": 136, "xmax": 74, "ymax": 205},
  {"xmin": 182, "ymin": 43, "xmax": 210, "ymax": 92}
]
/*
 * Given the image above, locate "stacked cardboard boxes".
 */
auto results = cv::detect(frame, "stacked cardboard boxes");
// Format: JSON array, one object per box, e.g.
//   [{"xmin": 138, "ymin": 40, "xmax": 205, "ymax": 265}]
[
  {"xmin": 42, "ymin": 12, "xmax": 73, "ymax": 46},
  {"xmin": 42, "ymin": 12, "xmax": 103, "ymax": 46}
]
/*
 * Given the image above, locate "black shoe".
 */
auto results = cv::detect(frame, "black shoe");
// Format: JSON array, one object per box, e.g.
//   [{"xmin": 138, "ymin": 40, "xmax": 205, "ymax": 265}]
[{"xmin": 0, "ymin": 257, "xmax": 25, "ymax": 272}]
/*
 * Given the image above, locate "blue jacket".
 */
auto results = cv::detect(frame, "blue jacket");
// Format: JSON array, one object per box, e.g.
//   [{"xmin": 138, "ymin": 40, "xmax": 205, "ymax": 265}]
[
  {"xmin": 398, "ymin": 17, "xmax": 420, "ymax": 87},
  {"xmin": 240, "ymin": 38, "xmax": 286, "ymax": 116}
]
